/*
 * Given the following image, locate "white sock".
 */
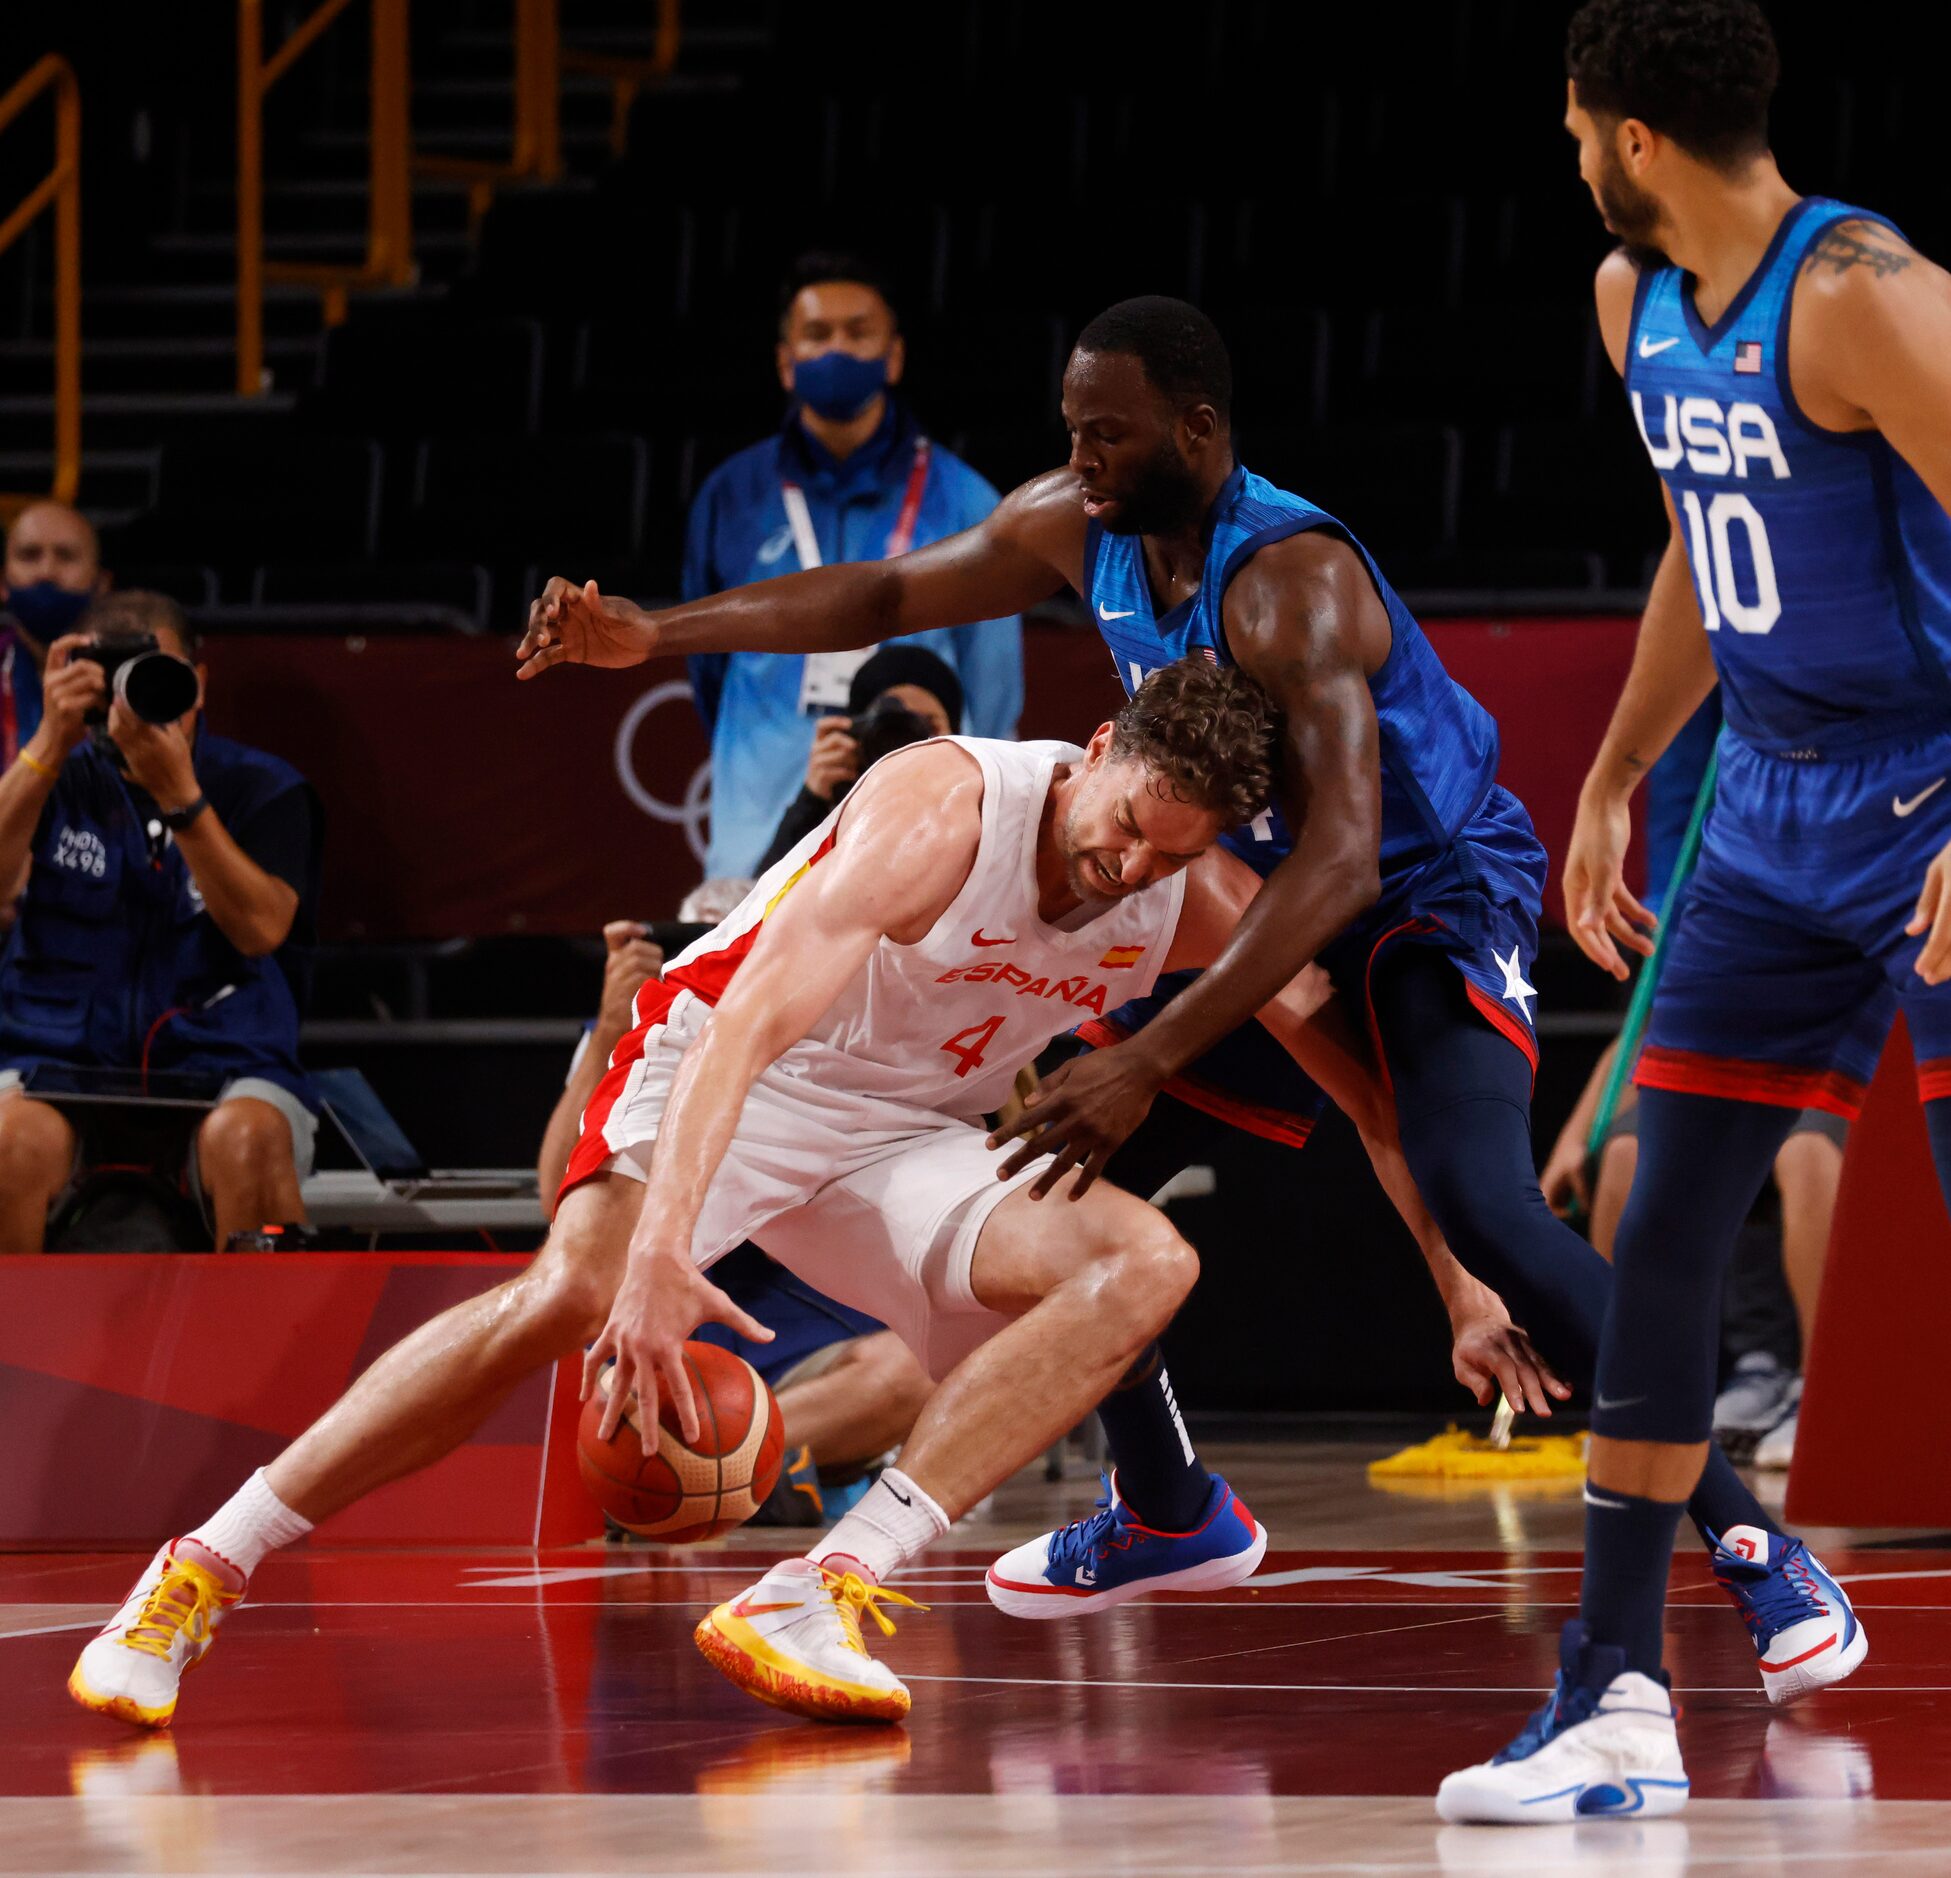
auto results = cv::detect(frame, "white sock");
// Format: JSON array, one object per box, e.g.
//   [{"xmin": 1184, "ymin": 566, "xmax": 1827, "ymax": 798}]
[
  {"xmin": 186, "ymin": 1469, "xmax": 313, "ymax": 1580},
  {"xmin": 810, "ymin": 1467, "xmax": 949, "ymax": 1585}
]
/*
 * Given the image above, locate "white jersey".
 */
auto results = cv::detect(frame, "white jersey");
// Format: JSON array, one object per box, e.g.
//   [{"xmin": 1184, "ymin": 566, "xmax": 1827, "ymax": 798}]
[{"xmin": 657, "ymin": 737, "xmax": 1187, "ymax": 1121}]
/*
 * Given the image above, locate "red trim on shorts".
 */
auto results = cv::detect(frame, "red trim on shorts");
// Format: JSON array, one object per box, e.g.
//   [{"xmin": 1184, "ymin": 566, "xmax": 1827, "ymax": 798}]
[
  {"xmin": 1918, "ymin": 1057, "xmax": 1951, "ymax": 1105},
  {"xmin": 1633, "ymin": 1045, "xmax": 1867, "ymax": 1121},
  {"xmin": 1072, "ymin": 1018, "xmax": 1316, "ymax": 1151},
  {"xmin": 557, "ymin": 978, "xmax": 680, "ymax": 1206},
  {"xmin": 1361, "ymin": 916, "xmax": 1537, "ymax": 1093},
  {"xmin": 1464, "ymin": 981, "xmax": 1540, "ymax": 1080},
  {"xmin": 1359, "ymin": 918, "xmax": 1440, "ymax": 1093}
]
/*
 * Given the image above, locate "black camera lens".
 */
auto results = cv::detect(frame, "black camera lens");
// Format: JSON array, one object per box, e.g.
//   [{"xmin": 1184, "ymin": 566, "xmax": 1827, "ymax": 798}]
[{"xmin": 115, "ymin": 650, "xmax": 199, "ymax": 725}]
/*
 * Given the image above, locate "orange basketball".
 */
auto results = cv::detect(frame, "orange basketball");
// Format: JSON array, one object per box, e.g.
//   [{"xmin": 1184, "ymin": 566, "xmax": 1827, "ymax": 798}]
[{"xmin": 578, "ymin": 1342, "xmax": 785, "ymax": 1542}]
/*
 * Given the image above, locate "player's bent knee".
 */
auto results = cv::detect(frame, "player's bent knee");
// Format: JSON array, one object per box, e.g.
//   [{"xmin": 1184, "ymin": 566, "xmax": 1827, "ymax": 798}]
[
  {"xmin": 1109, "ymin": 1214, "xmax": 1199, "ymax": 1332},
  {"xmin": 516, "ymin": 1177, "xmax": 637, "ymax": 1350}
]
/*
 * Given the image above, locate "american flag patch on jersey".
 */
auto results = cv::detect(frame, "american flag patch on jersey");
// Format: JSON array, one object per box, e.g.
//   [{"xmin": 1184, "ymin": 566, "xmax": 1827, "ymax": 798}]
[{"xmin": 1734, "ymin": 340, "xmax": 1763, "ymax": 374}]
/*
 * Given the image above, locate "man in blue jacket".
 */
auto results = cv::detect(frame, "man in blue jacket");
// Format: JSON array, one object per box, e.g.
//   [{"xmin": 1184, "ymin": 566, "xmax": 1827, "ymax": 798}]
[
  {"xmin": 0, "ymin": 593, "xmax": 321, "ymax": 1252},
  {"xmin": 684, "ymin": 252, "xmax": 1023, "ymax": 878}
]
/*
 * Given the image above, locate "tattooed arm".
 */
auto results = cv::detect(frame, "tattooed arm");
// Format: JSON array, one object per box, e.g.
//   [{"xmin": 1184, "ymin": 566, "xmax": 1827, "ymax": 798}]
[
  {"xmin": 1559, "ymin": 253, "xmax": 1722, "ymax": 981},
  {"xmin": 1792, "ymin": 219, "xmax": 1951, "ymax": 985},
  {"xmin": 1793, "ymin": 218, "xmax": 1951, "ymax": 512}
]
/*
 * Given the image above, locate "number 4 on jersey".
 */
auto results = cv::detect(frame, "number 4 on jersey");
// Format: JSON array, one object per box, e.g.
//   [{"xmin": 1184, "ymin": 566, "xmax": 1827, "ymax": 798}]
[{"xmin": 940, "ymin": 1014, "xmax": 1006, "ymax": 1078}]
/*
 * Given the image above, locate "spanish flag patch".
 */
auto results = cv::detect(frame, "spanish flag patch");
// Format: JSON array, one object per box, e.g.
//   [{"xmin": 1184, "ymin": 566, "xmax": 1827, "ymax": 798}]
[{"xmin": 1099, "ymin": 944, "xmax": 1145, "ymax": 969}]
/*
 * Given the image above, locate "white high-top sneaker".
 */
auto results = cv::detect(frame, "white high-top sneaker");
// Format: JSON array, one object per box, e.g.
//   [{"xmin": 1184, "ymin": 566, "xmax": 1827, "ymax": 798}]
[
  {"xmin": 1437, "ymin": 1621, "xmax": 1689, "ymax": 1825},
  {"xmin": 695, "ymin": 1556, "xmax": 920, "ymax": 1723},
  {"xmin": 68, "ymin": 1541, "xmax": 245, "ymax": 1728}
]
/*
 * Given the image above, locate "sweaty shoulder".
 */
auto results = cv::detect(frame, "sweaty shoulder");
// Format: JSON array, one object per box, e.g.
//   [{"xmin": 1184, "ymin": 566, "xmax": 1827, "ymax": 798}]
[
  {"xmin": 829, "ymin": 740, "xmax": 986, "ymax": 943},
  {"xmin": 1222, "ymin": 527, "xmax": 1391, "ymax": 677},
  {"xmin": 1594, "ymin": 247, "xmax": 1643, "ymax": 378},
  {"xmin": 987, "ymin": 467, "xmax": 1089, "ymax": 589}
]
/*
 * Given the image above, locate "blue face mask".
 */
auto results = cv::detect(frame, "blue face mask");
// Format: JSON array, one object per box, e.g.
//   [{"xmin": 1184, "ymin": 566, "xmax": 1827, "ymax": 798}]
[
  {"xmin": 4, "ymin": 579, "xmax": 93, "ymax": 646},
  {"xmin": 793, "ymin": 349, "xmax": 889, "ymax": 422}
]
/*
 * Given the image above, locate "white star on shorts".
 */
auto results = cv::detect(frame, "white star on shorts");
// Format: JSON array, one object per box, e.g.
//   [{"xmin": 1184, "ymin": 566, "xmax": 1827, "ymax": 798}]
[{"xmin": 1494, "ymin": 944, "xmax": 1536, "ymax": 1022}]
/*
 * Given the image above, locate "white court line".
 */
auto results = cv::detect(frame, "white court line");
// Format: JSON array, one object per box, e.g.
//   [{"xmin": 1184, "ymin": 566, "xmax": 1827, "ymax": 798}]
[
  {"xmin": 902, "ymin": 1670, "xmax": 1951, "ymax": 1695},
  {"xmin": 1171, "ymin": 1609, "xmax": 1499, "ymax": 1672}
]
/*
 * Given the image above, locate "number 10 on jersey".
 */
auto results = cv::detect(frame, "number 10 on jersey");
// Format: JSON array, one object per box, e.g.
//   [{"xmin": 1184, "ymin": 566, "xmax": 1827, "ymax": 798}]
[{"xmin": 1678, "ymin": 489, "xmax": 1781, "ymax": 635}]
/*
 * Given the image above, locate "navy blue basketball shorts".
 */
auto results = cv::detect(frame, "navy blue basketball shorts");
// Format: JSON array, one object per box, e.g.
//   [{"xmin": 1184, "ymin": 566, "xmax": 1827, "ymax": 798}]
[{"xmin": 1638, "ymin": 731, "xmax": 1951, "ymax": 1118}]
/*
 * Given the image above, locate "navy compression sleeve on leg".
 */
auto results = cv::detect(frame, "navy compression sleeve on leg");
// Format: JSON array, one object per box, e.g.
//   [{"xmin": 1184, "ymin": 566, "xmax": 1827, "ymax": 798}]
[
  {"xmin": 1369, "ymin": 945, "xmax": 1785, "ymax": 1541},
  {"xmin": 1593, "ymin": 1088, "xmax": 1800, "ymax": 1448}
]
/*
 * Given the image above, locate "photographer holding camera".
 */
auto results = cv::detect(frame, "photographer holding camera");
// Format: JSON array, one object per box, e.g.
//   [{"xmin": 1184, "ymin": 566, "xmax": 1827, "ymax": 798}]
[
  {"xmin": 0, "ymin": 592, "xmax": 321, "ymax": 1254},
  {"xmin": 755, "ymin": 643, "xmax": 963, "ymax": 871}
]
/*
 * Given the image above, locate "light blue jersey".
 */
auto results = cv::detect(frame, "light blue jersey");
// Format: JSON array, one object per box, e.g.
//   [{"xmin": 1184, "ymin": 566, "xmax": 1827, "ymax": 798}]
[{"xmin": 1626, "ymin": 197, "xmax": 1951, "ymax": 757}]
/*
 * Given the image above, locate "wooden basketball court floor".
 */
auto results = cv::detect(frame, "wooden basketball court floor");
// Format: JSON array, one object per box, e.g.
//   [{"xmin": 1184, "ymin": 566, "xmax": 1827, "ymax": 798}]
[{"xmin": 5, "ymin": 1438, "xmax": 1949, "ymax": 1875}]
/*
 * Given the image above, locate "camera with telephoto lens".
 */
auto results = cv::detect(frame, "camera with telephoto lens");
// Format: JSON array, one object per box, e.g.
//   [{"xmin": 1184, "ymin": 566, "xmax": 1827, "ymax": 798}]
[
  {"xmin": 846, "ymin": 694, "xmax": 938, "ymax": 769},
  {"xmin": 75, "ymin": 633, "xmax": 200, "ymax": 728}
]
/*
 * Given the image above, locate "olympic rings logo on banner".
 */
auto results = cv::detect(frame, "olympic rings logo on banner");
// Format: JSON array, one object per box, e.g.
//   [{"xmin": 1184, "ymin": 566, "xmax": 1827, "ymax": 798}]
[{"xmin": 614, "ymin": 680, "xmax": 711, "ymax": 863}]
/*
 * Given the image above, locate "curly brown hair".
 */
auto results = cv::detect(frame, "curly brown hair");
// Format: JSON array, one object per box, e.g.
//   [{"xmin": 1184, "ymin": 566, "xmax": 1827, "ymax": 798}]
[{"xmin": 1108, "ymin": 656, "xmax": 1278, "ymax": 829}]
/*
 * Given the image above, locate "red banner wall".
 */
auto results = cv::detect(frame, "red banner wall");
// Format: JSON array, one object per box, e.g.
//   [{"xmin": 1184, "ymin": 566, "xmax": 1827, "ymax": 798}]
[
  {"xmin": 202, "ymin": 616, "xmax": 1639, "ymax": 942},
  {"xmin": 0, "ymin": 1255, "xmax": 600, "ymax": 1549}
]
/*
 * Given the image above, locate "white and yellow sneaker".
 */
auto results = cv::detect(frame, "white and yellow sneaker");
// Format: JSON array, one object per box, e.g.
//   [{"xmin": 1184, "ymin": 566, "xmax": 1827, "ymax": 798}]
[
  {"xmin": 68, "ymin": 1542, "xmax": 245, "ymax": 1728},
  {"xmin": 694, "ymin": 1557, "xmax": 922, "ymax": 1723}
]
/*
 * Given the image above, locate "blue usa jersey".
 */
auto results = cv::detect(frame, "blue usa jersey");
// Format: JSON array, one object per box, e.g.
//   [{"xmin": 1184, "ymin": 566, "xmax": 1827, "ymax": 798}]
[
  {"xmin": 1626, "ymin": 197, "xmax": 1951, "ymax": 755},
  {"xmin": 1079, "ymin": 464, "xmax": 1550, "ymax": 1119},
  {"xmin": 1087, "ymin": 465, "xmax": 1504, "ymax": 887}
]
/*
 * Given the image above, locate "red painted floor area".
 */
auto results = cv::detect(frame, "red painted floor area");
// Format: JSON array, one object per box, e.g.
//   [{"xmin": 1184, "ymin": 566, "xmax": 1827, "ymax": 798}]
[{"xmin": 5, "ymin": 1544, "xmax": 1945, "ymax": 1804}]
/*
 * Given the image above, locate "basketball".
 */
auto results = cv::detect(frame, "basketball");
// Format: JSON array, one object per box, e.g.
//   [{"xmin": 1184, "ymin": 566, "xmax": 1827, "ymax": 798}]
[{"xmin": 578, "ymin": 1343, "xmax": 786, "ymax": 1542}]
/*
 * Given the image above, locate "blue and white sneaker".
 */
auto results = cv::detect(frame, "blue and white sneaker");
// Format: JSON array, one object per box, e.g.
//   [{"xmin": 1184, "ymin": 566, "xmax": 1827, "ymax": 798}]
[
  {"xmin": 1710, "ymin": 1524, "xmax": 1868, "ymax": 1704},
  {"xmin": 1436, "ymin": 1620, "xmax": 1689, "ymax": 1825},
  {"xmin": 985, "ymin": 1472, "xmax": 1265, "ymax": 1619}
]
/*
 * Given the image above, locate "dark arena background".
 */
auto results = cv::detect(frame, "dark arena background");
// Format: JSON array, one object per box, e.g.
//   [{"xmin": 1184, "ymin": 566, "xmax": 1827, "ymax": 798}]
[{"xmin": 2, "ymin": 3, "xmax": 1949, "ymax": 1872}]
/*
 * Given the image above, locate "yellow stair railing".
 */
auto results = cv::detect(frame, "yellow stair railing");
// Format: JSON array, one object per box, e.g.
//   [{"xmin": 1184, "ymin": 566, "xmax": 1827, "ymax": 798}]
[
  {"xmin": 236, "ymin": 0, "xmax": 413, "ymax": 396},
  {"xmin": 415, "ymin": 0, "xmax": 565, "ymax": 228},
  {"xmin": 562, "ymin": 0, "xmax": 682, "ymax": 159},
  {"xmin": 233, "ymin": 2, "xmax": 683, "ymax": 397},
  {"xmin": 0, "ymin": 55, "xmax": 82, "ymax": 519}
]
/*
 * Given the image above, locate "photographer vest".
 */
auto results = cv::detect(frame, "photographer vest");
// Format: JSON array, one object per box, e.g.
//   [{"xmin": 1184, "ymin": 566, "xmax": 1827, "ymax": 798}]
[{"xmin": 0, "ymin": 730, "xmax": 319, "ymax": 1111}]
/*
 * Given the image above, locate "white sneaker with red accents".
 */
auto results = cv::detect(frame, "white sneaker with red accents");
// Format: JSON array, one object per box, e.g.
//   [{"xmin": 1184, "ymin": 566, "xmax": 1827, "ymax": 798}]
[
  {"xmin": 1710, "ymin": 1523, "xmax": 1868, "ymax": 1704},
  {"xmin": 68, "ymin": 1540, "xmax": 246, "ymax": 1728},
  {"xmin": 694, "ymin": 1556, "xmax": 921, "ymax": 1723}
]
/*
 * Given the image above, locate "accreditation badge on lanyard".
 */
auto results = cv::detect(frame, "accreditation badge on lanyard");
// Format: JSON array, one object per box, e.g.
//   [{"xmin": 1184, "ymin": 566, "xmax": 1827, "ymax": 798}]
[{"xmin": 791, "ymin": 437, "xmax": 933, "ymax": 716}]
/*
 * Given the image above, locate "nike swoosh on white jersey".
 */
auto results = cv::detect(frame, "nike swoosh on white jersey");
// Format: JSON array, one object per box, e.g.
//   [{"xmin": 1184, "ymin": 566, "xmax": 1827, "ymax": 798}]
[
  {"xmin": 1893, "ymin": 778, "xmax": 1947, "ymax": 817},
  {"xmin": 1097, "ymin": 603, "xmax": 1137, "ymax": 621},
  {"xmin": 1638, "ymin": 335, "xmax": 1681, "ymax": 358}
]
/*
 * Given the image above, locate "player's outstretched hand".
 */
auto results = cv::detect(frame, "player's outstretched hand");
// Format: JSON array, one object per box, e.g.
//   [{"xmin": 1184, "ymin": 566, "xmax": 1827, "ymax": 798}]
[
  {"xmin": 583, "ymin": 1250, "xmax": 774, "ymax": 1445},
  {"xmin": 516, "ymin": 577, "xmax": 658, "ymax": 679},
  {"xmin": 1450, "ymin": 1311, "xmax": 1574, "ymax": 1420},
  {"xmin": 1908, "ymin": 837, "xmax": 1951, "ymax": 985},
  {"xmin": 1562, "ymin": 792, "xmax": 1656, "ymax": 981},
  {"xmin": 987, "ymin": 1046, "xmax": 1160, "ymax": 1200}
]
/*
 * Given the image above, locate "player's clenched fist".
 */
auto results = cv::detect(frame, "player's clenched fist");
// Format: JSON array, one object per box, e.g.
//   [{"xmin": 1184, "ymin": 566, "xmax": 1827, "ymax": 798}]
[
  {"xmin": 1561, "ymin": 791, "xmax": 1656, "ymax": 982},
  {"xmin": 516, "ymin": 577, "xmax": 659, "ymax": 678}
]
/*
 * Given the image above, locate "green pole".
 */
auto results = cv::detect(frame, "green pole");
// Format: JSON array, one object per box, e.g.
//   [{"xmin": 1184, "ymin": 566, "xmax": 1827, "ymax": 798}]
[{"xmin": 1585, "ymin": 740, "xmax": 1721, "ymax": 1160}]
